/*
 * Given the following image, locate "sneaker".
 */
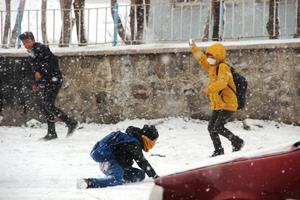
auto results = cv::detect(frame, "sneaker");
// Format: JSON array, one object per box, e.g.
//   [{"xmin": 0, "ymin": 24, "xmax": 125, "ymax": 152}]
[
  {"xmin": 77, "ymin": 178, "xmax": 88, "ymax": 189},
  {"xmin": 211, "ymin": 148, "xmax": 224, "ymax": 157},
  {"xmin": 41, "ymin": 133, "xmax": 58, "ymax": 141},
  {"xmin": 77, "ymin": 178, "xmax": 93, "ymax": 189},
  {"xmin": 66, "ymin": 119, "xmax": 78, "ymax": 137},
  {"xmin": 232, "ymin": 138, "xmax": 244, "ymax": 152}
]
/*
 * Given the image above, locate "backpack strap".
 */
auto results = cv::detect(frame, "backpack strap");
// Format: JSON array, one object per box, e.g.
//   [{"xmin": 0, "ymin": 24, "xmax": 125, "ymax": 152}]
[
  {"xmin": 109, "ymin": 131, "xmax": 140, "ymax": 147},
  {"xmin": 216, "ymin": 62, "xmax": 236, "ymax": 94}
]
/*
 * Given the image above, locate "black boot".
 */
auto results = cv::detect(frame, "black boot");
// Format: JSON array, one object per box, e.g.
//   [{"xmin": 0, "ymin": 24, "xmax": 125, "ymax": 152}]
[
  {"xmin": 66, "ymin": 118, "xmax": 78, "ymax": 137},
  {"xmin": 232, "ymin": 137, "xmax": 244, "ymax": 152},
  {"xmin": 211, "ymin": 148, "xmax": 224, "ymax": 157},
  {"xmin": 42, "ymin": 120, "xmax": 58, "ymax": 141},
  {"xmin": 41, "ymin": 132, "xmax": 58, "ymax": 141}
]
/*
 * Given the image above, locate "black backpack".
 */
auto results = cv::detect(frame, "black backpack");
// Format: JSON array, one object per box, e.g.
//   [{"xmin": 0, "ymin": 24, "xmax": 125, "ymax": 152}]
[{"xmin": 216, "ymin": 63, "xmax": 247, "ymax": 110}]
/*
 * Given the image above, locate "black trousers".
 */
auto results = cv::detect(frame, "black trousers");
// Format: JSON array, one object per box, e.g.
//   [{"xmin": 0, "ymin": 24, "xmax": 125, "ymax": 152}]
[
  {"xmin": 41, "ymin": 82, "xmax": 70, "ymax": 133},
  {"xmin": 208, "ymin": 110, "xmax": 239, "ymax": 151}
]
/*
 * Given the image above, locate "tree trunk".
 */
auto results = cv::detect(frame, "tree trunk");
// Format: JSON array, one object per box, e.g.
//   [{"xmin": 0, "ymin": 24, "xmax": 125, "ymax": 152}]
[
  {"xmin": 2, "ymin": 0, "xmax": 11, "ymax": 48},
  {"xmin": 266, "ymin": 0, "xmax": 279, "ymax": 39},
  {"xmin": 145, "ymin": 0, "xmax": 150, "ymax": 26},
  {"xmin": 73, "ymin": 0, "xmax": 87, "ymax": 46},
  {"xmin": 59, "ymin": 0, "xmax": 73, "ymax": 47},
  {"xmin": 9, "ymin": 0, "xmax": 26, "ymax": 48},
  {"xmin": 111, "ymin": 0, "xmax": 131, "ymax": 44},
  {"xmin": 295, "ymin": 0, "xmax": 300, "ymax": 38},
  {"xmin": 137, "ymin": 0, "xmax": 150, "ymax": 42},
  {"xmin": 130, "ymin": 0, "xmax": 136, "ymax": 42},
  {"xmin": 212, "ymin": 0, "xmax": 220, "ymax": 41},
  {"xmin": 41, "ymin": 0, "xmax": 49, "ymax": 44},
  {"xmin": 202, "ymin": 2, "xmax": 211, "ymax": 41},
  {"xmin": 130, "ymin": 0, "xmax": 150, "ymax": 44}
]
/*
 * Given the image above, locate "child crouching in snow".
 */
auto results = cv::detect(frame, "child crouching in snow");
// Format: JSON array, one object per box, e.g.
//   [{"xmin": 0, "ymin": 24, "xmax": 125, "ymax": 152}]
[{"xmin": 78, "ymin": 125, "xmax": 159, "ymax": 189}]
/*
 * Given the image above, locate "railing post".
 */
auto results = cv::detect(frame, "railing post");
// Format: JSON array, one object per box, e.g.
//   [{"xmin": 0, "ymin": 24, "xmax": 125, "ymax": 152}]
[
  {"xmin": 0, "ymin": 11, "xmax": 3, "ymax": 43},
  {"xmin": 105, "ymin": 7, "xmax": 107, "ymax": 43},
  {"xmin": 53, "ymin": 10, "xmax": 55, "ymax": 44},
  {"xmin": 36, "ymin": 10, "xmax": 39, "ymax": 41},
  {"xmin": 113, "ymin": 1, "xmax": 119, "ymax": 46},
  {"xmin": 96, "ymin": 8, "xmax": 98, "ymax": 43},
  {"xmin": 16, "ymin": 8, "xmax": 22, "ymax": 48},
  {"xmin": 231, "ymin": 1, "xmax": 234, "ymax": 38}
]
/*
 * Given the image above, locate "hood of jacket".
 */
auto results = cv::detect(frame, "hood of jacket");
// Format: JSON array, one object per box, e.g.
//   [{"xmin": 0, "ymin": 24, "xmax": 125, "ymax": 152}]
[{"xmin": 205, "ymin": 43, "xmax": 227, "ymax": 63}]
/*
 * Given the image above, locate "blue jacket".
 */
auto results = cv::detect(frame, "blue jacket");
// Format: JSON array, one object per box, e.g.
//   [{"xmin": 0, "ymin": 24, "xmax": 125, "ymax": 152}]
[{"xmin": 91, "ymin": 131, "xmax": 158, "ymax": 178}]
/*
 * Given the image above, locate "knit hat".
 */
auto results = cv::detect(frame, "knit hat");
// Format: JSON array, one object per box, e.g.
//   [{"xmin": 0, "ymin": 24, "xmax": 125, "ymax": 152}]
[
  {"xmin": 19, "ymin": 31, "xmax": 35, "ymax": 41},
  {"xmin": 141, "ymin": 125, "xmax": 159, "ymax": 141},
  {"xmin": 125, "ymin": 126, "xmax": 142, "ymax": 135}
]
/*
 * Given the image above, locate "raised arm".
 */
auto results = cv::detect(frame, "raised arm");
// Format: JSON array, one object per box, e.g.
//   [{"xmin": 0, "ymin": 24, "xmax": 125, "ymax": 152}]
[{"xmin": 189, "ymin": 39, "xmax": 210, "ymax": 71}]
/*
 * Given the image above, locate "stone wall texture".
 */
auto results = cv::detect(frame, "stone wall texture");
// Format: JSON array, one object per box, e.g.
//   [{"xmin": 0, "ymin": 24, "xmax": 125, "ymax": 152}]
[{"xmin": 0, "ymin": 41, "xmax": 299, "ymax": 125}]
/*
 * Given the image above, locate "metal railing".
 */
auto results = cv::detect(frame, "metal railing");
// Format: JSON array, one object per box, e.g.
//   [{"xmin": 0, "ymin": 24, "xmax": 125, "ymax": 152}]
[{"xmin": 0, "ymin": 0, "xmax": 298, "ymax": 48}]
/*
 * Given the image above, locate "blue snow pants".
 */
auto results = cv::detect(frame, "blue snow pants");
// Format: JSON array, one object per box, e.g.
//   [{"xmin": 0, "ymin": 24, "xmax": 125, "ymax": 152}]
[{"xmin": 88, "ymin": 159, "xmax": 145, "ymax": 188}]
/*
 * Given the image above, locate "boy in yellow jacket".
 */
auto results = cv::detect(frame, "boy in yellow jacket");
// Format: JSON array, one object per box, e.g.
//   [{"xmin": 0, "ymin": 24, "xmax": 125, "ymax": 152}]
[{"xmin": 189, "ymin": 40, "xmax": 244, "ymax": 157}]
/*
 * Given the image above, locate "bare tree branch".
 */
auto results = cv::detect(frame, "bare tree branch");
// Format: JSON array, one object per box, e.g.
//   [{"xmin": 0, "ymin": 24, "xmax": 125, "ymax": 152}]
[
  {"xmin": 212, "ymin": 0, "xmax": 220, "ymax": 41},
  {"xmin": 266, "ymin": 0, "xmax": 280, "ymax": 39},
  {"xmin": 73, "ymin": 0, "xmax": 87, "ymax": 46},
  {"xmin": 59, "ymin": 0, "xmax": 73, "ymax": 47},
  {"xmin": 41, "ymin": 0, "xmax": 49, "ymax": 44},
  {"xmin": 2, "ymin": 0, "xmax": 11, "ymax": 48},
  {"xmin": 295, "ymin": 0, "xmax": 300, "ymax": 38}
]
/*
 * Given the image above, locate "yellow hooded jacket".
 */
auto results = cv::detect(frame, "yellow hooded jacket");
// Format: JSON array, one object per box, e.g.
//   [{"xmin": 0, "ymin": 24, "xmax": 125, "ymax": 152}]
[{"xmin": 191, "ymin": 43, "xmax": 238, "ymax": 111}]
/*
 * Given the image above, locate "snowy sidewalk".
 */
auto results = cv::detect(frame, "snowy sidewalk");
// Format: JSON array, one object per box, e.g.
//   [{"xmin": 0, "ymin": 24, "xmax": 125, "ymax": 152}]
[{"xmin": 0, "ymin": 118, "xmax": 299, "ymax": 200}]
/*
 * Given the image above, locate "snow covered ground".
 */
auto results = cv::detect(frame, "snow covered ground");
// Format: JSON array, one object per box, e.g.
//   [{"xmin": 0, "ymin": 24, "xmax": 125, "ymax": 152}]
[{"xmin": 0, "ymin": 117, "xmax": 299, "ymax": 200}]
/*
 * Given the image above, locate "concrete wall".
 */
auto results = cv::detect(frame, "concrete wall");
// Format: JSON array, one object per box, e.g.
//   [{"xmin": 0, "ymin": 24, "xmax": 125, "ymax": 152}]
[{"xmin": 0, "ymin": 40, "xmax": 299, "ymax": 125}]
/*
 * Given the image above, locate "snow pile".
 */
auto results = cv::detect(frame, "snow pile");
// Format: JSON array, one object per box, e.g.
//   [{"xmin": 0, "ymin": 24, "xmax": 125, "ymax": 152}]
[{"xmin": 0, "ymin": 117, "xmax": 299, "ymax": 200}]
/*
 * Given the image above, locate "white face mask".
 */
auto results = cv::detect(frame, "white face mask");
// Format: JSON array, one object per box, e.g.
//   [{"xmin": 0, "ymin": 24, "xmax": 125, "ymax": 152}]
[{"xmin": 207, "ymin": 57, "xmax": 217, "ymax": 65}]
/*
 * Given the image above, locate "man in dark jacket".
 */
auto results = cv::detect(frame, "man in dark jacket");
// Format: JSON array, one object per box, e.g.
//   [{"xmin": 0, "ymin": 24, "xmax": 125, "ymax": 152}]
[
  {"xmin": 19, "ymin": 31, "xmax": 78, "ymax": 140},
  {"xmin": 77, "ymin": 125, "xmax": 159, "ymax": 189}
]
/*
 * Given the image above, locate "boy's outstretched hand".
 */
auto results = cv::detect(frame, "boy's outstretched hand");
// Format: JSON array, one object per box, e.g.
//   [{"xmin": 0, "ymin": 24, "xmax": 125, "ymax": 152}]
[
  {"xmin": 189, "ymin": 39, "xmax": 203, "ymax": 61},
  {"xmin": 189, "ymin": 39, "xmax": 196, "ymax": 48}
]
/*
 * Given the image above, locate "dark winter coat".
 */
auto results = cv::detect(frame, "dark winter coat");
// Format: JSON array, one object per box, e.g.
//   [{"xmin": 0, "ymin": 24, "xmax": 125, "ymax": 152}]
[
  {"xmin": 111, "ymin": 133, "xmax": 158, "ymax": 178},
  {"xmin": 28, "ymin": 42, "xmax": 62, "ymax": 86}
]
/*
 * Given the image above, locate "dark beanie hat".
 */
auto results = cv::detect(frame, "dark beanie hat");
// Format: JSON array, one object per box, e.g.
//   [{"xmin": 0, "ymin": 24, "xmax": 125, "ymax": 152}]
[
  {"xmin": 19, "ymin": 31, "xmax": 35, "ymax": 41},
  {"xmin": 141, "ymin": 125, "xmax": 159, "ymax": 141},
  {"xmin": 125, "ymin": 126, "xmax": 142, "ymax": 135}
]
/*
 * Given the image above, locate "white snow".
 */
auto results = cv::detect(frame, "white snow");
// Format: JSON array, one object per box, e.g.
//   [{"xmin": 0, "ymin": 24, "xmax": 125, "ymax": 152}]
[
  {"xmin": 1, "ymin": 1, "xmax": 300, "ymax": 200},
  {"xmin": 0, "ymin": 117, "xmax": 299, "ymax": 200}
]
